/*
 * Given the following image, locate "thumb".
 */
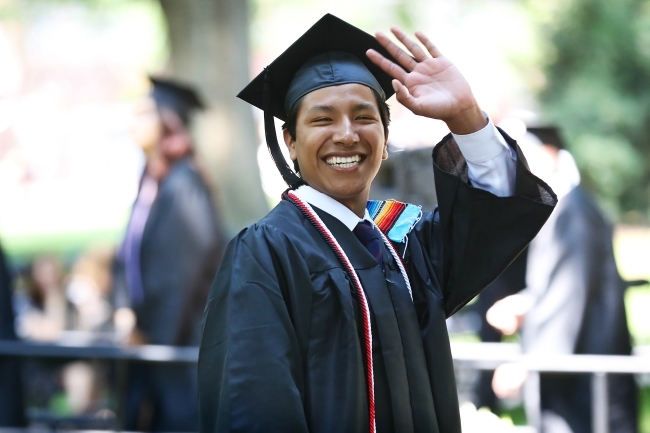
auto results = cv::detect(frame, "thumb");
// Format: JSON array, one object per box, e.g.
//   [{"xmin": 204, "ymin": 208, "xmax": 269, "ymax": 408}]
[{"xmin": 392, "ymin": 79, "xmax": 419, "ymax": 114}]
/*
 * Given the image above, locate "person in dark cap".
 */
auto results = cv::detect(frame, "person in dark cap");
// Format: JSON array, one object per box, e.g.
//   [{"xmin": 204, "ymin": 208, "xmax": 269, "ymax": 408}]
[
  {"xmin": 199, "ymin": 14, "xmax": 556, "ymax": 433},
  {"xmin": 488, "ymin": 127, "xmax": 638, "ymax": 433},
  {"xmin": 113, "ymin": 77, "xmax": 225, "ymax": 432}
]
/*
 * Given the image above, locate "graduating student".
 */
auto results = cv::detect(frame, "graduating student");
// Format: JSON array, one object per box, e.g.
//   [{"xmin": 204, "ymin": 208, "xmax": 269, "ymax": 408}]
[
  {"xmin": 199, "ymin": 14, "xmax": 556, "ymax": 433},
  {"xmin": 114, "ymin": 77, "xmax": 225, "ymax": 431}
]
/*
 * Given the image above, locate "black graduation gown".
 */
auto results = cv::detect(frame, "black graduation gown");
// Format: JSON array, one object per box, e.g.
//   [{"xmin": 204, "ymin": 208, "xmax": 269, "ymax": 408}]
[
  {"xmin": 198, "ymin": 131, "xmax": 556, "ymax": 433},
  {"xmin": 113, "ymin": 157, "xmax": 223, "ymax": 431},
  {"xmin": 0, "ymin": 242, "xmax": 26, "ymax": 427},
  {"xmin": 522, "ymin": 186, "xmax": 637, "ymax": 433}
]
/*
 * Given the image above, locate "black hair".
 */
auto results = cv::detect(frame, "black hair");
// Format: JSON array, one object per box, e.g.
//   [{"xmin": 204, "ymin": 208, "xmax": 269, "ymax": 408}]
[{"xmin": 281, "ymin": 88, "xmax": 391, "ymax": 173}]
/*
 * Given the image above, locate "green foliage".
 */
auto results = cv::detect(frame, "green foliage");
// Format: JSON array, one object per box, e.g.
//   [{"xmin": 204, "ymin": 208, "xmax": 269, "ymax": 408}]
[
  {"xmin": 536, "ymin": 0, "xmax": 650, "ymax": 220},
  {"xmin": 625, "ymin": 284, "xmax": 650, "ymax": 346},
  {"xmin": 641, "ymin": 387, "xmax": 650, "ymax": 433},
  {"xmin": 497, "ymin": 405, "xmax": 527, "ymax": 426},
  {"xmin": 393, "ymin": 0, "xmax": 417, "ymax": 32},
  {"xmin": 572, "ymin": 134, "xmax": 644, "ymax": 214},
  {"xmin": 49, "ymin": 392, "xmax": 72, "ymax": 416}
]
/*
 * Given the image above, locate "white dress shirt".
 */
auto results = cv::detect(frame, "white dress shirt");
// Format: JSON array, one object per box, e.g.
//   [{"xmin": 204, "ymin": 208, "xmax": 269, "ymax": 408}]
[
  {"xmin": 293, "ymin": 116, "xmax": 517, "ymax": 229},
  {"xmin": 451, "ymin": 116, "xmax": 516, "ymax": 197}
]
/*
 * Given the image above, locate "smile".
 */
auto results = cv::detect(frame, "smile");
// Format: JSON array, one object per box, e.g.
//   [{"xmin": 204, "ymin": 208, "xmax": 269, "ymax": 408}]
[{"xmin": 325, "ymin": 155, "xmax": 362, "ymax": 168}]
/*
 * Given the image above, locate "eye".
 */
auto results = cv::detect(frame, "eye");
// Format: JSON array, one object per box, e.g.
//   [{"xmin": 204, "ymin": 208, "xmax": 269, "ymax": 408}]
[
  {"xmin": 356, "ymin": 115, "xmax": 377, "ymax": 121},
  {"xmin": 312, "ymin": 117, "xmax": 332, "ymax": 123}
]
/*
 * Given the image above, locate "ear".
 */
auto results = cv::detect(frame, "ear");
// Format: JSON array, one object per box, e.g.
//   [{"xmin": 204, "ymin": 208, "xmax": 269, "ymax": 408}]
[
  {"xmin": 382, "ymin": 131, "xmax": 389, "ymax": 160},
  {"xmin": 283, "ymin": 128, "xmax": 298, "ymax": 161}
]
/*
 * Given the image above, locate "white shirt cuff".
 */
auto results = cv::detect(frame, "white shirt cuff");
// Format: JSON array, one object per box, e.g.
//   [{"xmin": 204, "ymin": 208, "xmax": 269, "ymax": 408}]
[
  {"xmin": 448, "ymin": 114, "xmax": 517, "ymax": 197},
  {"xmin": 451, "ymin": 115, "xmax": 510, "ymax": 163}
]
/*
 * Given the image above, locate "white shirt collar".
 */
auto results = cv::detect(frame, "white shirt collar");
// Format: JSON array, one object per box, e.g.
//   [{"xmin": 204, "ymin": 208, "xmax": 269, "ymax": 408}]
[{"xmin": 292, "ymin": 185, "xmax": 373, "ymax": 231}]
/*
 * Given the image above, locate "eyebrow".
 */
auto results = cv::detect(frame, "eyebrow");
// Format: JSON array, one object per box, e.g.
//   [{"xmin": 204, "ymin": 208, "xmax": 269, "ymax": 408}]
[
  {"xmin": 353, "ymin": 102, "xmax": 379, "ymax": 112},
  {"xmin": 305, "ymin": 102, "xmax": 379, "ymax": 115},
  {"xmin": 305, "ymin": 105, "xmax": 335, "ymax": 114}
]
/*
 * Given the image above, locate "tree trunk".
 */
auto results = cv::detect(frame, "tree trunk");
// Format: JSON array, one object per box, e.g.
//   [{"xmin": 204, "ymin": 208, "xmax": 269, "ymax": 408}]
[{"xmin": 159, "ymin": 0, "xmax": 268, "ymax": 235}]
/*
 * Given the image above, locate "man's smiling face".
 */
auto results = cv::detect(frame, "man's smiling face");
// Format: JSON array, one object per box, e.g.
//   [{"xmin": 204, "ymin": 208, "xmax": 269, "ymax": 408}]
[{"xmin": 283, "ymin": 83, "xmax": 388, "ymax": 214}]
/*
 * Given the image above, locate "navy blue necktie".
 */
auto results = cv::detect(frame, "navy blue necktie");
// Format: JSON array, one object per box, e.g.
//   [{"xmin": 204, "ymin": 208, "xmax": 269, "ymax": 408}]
[{"xmin": 353, "ymin": 220, "xmax": 383, "ymax": 269}]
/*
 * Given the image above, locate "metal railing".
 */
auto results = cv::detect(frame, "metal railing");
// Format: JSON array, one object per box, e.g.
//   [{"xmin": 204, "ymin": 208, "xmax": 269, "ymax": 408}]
[
  {"xmin": 1, "ymin": 340, "xmax": 648, "ymax": 433},
  {"xmin": 451, "ymin": 342, "xmax": 650, "ymax": 433},
  {"xmin": 0, "ymin": 338, "xmax": 199, "ymax": 431},
  {"xmin": 0, "ymin": 339, "xmax": 198, "ymax": 363}
]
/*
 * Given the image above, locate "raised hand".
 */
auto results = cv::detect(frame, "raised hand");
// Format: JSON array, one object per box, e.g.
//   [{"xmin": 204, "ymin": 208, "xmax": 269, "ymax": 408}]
[{"xmin": 366, "ymin": 27, "xmax": 487, "ymax": 135}]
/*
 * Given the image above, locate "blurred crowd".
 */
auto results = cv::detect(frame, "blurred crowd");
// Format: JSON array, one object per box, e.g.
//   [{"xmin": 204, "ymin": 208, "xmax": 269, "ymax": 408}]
[
  {"xmin": 0, "ymin": 245, "xmax": 116, "ymax": 426},
  {"xmin": 14, "ymin": 250, "xmax": 114, "ymax": 341}
]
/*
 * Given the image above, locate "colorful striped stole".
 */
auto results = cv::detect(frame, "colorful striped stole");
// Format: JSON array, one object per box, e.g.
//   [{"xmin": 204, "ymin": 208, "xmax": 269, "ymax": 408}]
[{"xmin": 366, "ymin": 199, "xmax": 422, "ymax": 243}]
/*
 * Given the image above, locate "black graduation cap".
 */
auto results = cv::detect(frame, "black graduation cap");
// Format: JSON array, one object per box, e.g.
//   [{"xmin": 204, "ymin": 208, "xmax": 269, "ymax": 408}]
[
  {"xmin": 237, "ymin": 13, "xmax": 398, "ymax": 188},
  {"xmin": 527, "ymin": 126, "xmax": 565, "ymax": 150},
  {"xmin": 149, "ymin": 77, "xmax": 205, "ymax": 126}
]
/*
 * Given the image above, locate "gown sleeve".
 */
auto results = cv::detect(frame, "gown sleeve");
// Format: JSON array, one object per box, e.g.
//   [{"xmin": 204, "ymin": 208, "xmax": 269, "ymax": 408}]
[
  {"xmin": 198, "ymin": 224, "xmax": 310, "ymax": 433},
  {"xmin": 417, "ymin": 128, "xmax": 557, "ymax": 317}
]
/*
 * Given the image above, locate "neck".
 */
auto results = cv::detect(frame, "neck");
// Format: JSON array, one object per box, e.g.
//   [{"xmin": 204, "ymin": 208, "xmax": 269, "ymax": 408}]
[
  {"xmin": 299, "ymin": 184, "xmax": 370, "ymax": 219},
  {"xmin": 335, "ymin": 196, "xmax": 367, "ymax": 219}
]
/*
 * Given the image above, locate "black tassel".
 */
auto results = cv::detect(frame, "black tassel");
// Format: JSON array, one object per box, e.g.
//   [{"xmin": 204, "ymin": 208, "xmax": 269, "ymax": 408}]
[{"xmin": 263, "ymin": 68, "xmax": 304, "ymax": 189}]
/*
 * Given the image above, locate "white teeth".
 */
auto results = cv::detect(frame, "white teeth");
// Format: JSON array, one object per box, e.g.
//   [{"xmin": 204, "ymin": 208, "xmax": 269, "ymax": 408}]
[{"xmin": 326, "ymin": 155, "xmax": 361, "ymax": 167}]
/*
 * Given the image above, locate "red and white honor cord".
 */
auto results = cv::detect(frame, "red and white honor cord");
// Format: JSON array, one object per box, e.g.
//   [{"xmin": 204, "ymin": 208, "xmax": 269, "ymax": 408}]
[{"xmin": 286, "ymin": 191, "xmax": 376, "ymax": 433}]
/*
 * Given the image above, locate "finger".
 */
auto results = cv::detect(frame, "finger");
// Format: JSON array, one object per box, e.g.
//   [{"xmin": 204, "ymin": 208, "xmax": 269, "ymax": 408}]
[
  {"xmin": 392, "ymin": 79, "xmax": 420, "ymax": 114},
  {"xmin": 415, "ymin": 31, "xmax": 443, "ymax": 58},
  {"xmin": 374, "ymin": 31, "xmax": 418, "ymax": 72},
  {"xmin": 390, "ymin": 26, "xmax": 429, "ymax": 62},
  {"xmin": 366, "ymin": 49, "xmax": 408, "ymax": 82}
]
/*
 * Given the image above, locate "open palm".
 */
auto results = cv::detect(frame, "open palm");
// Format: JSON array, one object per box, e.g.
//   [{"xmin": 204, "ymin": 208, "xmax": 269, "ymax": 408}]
[{"xmin": 367, "ymin": 27, "xmax": 484, "ymax": 133}]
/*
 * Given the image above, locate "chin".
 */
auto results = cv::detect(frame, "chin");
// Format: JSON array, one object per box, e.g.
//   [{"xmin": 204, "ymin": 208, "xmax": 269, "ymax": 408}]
[{"xmin": 326, "ymin": 184, "xmax": 368, "ymax": 200}]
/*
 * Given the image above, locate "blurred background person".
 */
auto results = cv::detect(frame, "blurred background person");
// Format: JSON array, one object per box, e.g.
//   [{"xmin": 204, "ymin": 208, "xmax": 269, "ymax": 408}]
[
  {"xmin": 53, "ymin": 247, "xmax": 117, "ymax": 423},
  {"xmin": 112, "ymin": 77, "xmax": 225, "ymax": 432},
  {"xmin": 13, "ymin": 255, "xmax": 69, "ymax": 341},
  {"xmin": 12, "ymin": 255, "xmax": 73, "ymax": 419},
  {"xmin": 487, "ymin": 126, "xmax": 638, "ymax": 433},
  {"xmin": 0, "ymin": 241, "xmax": 26, "ymax": 427},
  {"xmin": 65, "ymin": 246, "xmax": 115, "ymax": 333}
]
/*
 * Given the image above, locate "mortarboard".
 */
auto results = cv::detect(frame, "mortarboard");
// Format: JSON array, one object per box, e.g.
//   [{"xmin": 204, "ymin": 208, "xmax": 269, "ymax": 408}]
[
  {"xmin": 527, "ymin": 126, "xmax": 565, "ymax": 150},
  {"xmin": 237, "ymin": 14, "xmax": 398, "ymax": 188},
  {"xmin": 149, "ymin": 77, "xmax": 205, "ymax": 127}
]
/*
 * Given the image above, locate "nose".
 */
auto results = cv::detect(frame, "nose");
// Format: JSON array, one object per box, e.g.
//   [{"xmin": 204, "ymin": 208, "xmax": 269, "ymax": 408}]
[{"xmin": 333, "ymin": 117, "xmax": 359, "ymax": 147}]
